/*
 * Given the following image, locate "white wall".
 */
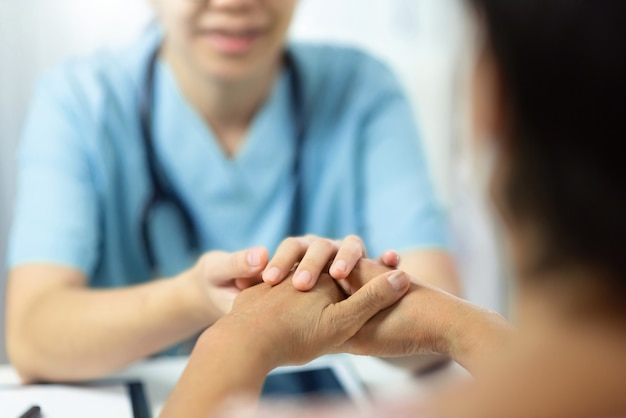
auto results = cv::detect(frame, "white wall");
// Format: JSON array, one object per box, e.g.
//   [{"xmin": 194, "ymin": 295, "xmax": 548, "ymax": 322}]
[{"xmin": 0, "ymin": 0, "xmax": 504, "ymax": 364}]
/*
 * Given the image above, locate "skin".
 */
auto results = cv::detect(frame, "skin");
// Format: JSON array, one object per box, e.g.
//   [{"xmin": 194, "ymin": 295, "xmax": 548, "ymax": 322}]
[
  {"xmin": 153, "ymin": 0, "xmax": 297, "ymax": 155},
  {"xmin": 160, "ymin": 266, "xmax": 413, "ymax": 418},
  {"xmin": 6, "ymin": 0, "xmax": 331, "ymax": 382},
  {"xmin": 264, "ymin": 235, "xmax": 460, "ymax": 295},
  {"xmin": 5, "ymin": 238, "xmax": 398, "ymax": 382},
  {"xmin": 263, "ymin": 235, "xmax": 461, "ymax": 373},
  {"xmin": 157, "ymin": 17, "xmax": 626, "ymax": 418},
  {"xmin": 159, "ymin": 259, "xmax": 503, "ymax": 418},
  {"xmin": 6, "ymin": 248, "xmax": 267, "ymax": 382},
  {"xmin": 156, "ymin": 0, "xmax": 461, "ymax": 297},
  {"xmin": 6, "ymin": 0, "xmax": 459, "ymax": 382}
]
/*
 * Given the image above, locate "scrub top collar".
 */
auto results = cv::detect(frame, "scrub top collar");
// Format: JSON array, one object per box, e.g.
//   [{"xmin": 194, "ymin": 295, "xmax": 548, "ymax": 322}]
[{"xmin": 150, "ymin": 58, "xmax": 298, "ymax": 248}]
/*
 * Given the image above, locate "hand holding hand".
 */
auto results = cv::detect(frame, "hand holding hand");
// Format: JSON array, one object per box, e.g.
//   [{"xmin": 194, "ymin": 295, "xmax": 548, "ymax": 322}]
[
  {"xmin": 262, "ymin": 234, "xmax": 400, "ymax": 291},
  {"xmin": 181, "ymin": 247, "xmax": 269, "ymax": 322},
  {"xmin": 213, "ymin": 268, "xmax": 411, "ymax": 368},
  {"xmin": 340, "ymin": 259, "xmax": 511, "ymax": 373}
]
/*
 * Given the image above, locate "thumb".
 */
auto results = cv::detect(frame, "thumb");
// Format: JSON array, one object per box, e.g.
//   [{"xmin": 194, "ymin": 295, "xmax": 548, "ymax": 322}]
[
  {"xmin": 326, "ymin": 271, "xmax": 410, "ymax": 337},
  {"xmin": 200, "ymin": 247, "xmax": 269, "ymax": 280}
]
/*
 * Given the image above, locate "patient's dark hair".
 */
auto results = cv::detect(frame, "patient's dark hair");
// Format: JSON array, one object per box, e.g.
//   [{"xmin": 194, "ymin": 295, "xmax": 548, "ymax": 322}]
[{"xmin": 470, "ymin": 0, "xmax": 626, "ymax": 291}]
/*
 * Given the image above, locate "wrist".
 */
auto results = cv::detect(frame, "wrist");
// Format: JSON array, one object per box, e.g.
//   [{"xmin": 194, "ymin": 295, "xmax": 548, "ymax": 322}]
[
  {"xmin": 197, "ymin": 320, "xmax": 277, "ymax": 374},
  {"xmin": 173, "ymin": 268, "xmax": 220, "ymax": 327},
  {"xmin": 444, "ymin": 302, "xmax": 513, "ymax": 375},
  {"xmin": 162, "ymin": 321, "xmax": 275, "ymax": 417}
]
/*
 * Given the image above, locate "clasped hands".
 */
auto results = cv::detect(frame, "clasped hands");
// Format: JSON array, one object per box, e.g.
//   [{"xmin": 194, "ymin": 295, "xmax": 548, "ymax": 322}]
[{"xmin": 188, "ymin": 235, "xmax": 470, "ymax": 369}]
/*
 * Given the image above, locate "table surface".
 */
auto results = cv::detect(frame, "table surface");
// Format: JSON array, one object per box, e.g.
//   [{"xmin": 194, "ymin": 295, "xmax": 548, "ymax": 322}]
[{"xmin": 0, "ymin": 355, "xmax": 468, "ymax": 417}]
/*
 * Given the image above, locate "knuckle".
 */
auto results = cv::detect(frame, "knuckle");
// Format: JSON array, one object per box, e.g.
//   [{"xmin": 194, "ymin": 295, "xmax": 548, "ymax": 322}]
[
  {"xmin": 311, "ymin": 237, "xmax": 335, "ymax": 253},
  {"xmin": 197, "ymin": 253, "xmax": 210, "ymax": 269},
  {"xmin": 233, "ymin": 251, "xmax": 248, "ymax": 271},
  {"xmin": 345, "ymin": 234, "xmax": 363, "ymax": 245},
  {"xmin": 282, "ymin": 236, "xmax": 300, "ymax": 249},
  {"xmin": 344, "ymin": 235, "xmax": 365, "ymax": 254},
  {"xmin": 197, "ymin": 252, "xmax": 220, "ymax": 274},
  {"xmin": 299, "ymin": 234, "xmax": 318, "ymax": 247}
]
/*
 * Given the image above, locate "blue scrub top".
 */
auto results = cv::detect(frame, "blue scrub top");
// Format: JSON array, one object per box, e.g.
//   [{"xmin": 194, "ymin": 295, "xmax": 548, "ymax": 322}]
[{"xmin": 8, "ymin": 27, "xmax": 449, "ymax": 288}]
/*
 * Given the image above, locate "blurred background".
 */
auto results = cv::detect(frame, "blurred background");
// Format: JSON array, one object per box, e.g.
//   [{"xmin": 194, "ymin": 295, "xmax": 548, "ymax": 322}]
[{"xmin": 0, "ymin": 0, "xmax": 505, "ymax": 364}]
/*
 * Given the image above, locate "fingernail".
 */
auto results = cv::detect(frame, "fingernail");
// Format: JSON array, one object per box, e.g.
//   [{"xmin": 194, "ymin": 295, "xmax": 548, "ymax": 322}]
[
  {"xmin": 247, "ymin": 249, "xmax": 261, "ymax": 267},
  {"xmin": 387, "ymin": 272, "xmax": 408, "ymax": 292},
  {"xmin": 332, "ymin": 260, "xmax": 347, "ymax": 275},
  {"xmin": 263, "ymin": 267, "xmax": 281, "ymax": 283},
  {"xmin": 295, "ymin": 270, "xmax": 312, "ymax": 288}
]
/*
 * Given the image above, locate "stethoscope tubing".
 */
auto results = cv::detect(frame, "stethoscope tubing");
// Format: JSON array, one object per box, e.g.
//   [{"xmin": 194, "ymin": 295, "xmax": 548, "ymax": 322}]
[{"xmin": 138, "ymin": 43, "xmax": 307, "ymax": 273}]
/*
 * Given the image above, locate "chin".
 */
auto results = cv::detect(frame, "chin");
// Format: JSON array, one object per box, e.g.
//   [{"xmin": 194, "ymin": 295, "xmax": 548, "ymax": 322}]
[
  {"xmin": 196, "ymin": 58, "xmax": 265, "ymax": 84},
  {"xmin": 213, "ymin": 68, "xmax": 255, "ymax": 84}
]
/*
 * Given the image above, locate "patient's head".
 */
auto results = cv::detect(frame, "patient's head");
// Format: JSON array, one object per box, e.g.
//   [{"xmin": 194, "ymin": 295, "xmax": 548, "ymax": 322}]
[{"xmin": 469, "ymin": 0, "xmax": 626, "ymax": 302}]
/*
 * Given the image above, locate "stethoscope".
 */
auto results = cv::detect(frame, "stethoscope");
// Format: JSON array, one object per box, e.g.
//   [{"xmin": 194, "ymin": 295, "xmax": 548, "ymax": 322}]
[{"xmin": 139, "ymin": 45, "xmax": 307, "ymax": 272}]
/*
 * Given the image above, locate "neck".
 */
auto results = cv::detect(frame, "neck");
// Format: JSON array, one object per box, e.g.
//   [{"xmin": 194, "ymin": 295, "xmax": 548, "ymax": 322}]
[{"xmin": 163, "ymin": 46, "xmax": 280, "ymax": 156}]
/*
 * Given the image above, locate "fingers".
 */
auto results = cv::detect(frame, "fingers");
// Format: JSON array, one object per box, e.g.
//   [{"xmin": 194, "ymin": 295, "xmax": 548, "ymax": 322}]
[
  {"xmin": 328, "ymin": 235, "xmax": 367, "ymax": 280},
  {"xmin": 292, "ymin": 235, "xmax": 366, "ymax": 291},
  {"xmin": 262, "ymin": 236, "xmax": 313, "ymax": 285},
  {"xmin": 263, "ymin": 235, "xmax": 368, "ymax": 292},
  {"xmin": 200, "ymin": 247, "xmax": 269, "ymax": 281},
  {"xmin": 379, "ymin": 250, "xmax": 401, "ymax": 268},
  {"xmin": 326, "ymin": 270, "xmax": 411, "ymax": 337},
  {"xmin": 291, "ymin": 238, "xmax": 343, "ymax": 291},
  {"xmin": 344, "ymin": 259, "xmax": 393, "ymax": 294}
]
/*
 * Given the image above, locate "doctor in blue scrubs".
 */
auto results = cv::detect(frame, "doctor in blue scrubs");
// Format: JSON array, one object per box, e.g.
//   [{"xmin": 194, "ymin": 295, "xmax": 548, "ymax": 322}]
[{"xmin": 6, "ymin": 0, "xmax": 459, "ymax": 382}]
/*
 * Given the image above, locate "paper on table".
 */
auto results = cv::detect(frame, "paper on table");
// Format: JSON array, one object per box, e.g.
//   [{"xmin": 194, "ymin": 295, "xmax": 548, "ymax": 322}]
[{"xmin": 0, "ymin": 384, "xmax": 134, "ymax": 418}]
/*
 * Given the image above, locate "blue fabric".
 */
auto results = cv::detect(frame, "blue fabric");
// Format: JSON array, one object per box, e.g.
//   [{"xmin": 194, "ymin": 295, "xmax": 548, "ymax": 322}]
[{"xmin": 8, "ymin": 28, "xmax": 449, "ymax": 288}]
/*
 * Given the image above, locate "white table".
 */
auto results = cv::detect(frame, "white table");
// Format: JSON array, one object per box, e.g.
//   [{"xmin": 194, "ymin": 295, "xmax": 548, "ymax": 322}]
[{"xmin": 0, "ymin": 355, "xmax": 468, "ymax": 417}]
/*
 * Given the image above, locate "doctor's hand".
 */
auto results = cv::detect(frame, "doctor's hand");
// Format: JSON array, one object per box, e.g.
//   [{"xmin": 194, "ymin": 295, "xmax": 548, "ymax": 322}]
[
  {"xmin": 179, "ymin": 247, "xmax": 269, "ymax": 323},
  {"xmin": 262, "ymin": 234, "xmax": 400, "ymax": 291}
]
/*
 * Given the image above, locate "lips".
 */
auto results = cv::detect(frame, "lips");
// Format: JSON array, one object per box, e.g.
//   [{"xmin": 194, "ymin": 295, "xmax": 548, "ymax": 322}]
[{"xmin": 201, "ymin": 28, "xmax": 264, "ymax": 55}]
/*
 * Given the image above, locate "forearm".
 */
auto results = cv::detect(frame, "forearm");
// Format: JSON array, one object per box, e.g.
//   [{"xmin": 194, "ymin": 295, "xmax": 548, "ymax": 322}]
[
  {"xmin": 380, "ymin": 283, "xmax": 513, "ymax": 376},
  {"xmin": 444, "ymin": 304, "xmax": 514, "ymax": 376},
  {"xmin": 383, "ymin": 250, "xmax": 461, "ymax": 372},
  {"xmin": 399, "ymin": 249, "xmax": 462, "ymax": 296},
  {"xmin": 160, "ymin": 325, "xmax": 274, "ymax": 418},
  {"xmin": 8, "ymin": 272, "xmax": 212, "ymax": 382},
  {"xmin": 345, "ymin": 261, "xmax": 512, "ymax": 375},
  {"xmin": 354, "ymin": 253, "xmax": 462, "ymax": 371}
]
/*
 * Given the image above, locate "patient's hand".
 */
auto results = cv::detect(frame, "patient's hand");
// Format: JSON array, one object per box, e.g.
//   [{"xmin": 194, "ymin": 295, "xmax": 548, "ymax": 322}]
[
  {"xmin": 343, "ymin": 258, "xmax": 393, "ymax": 293},
  {"xmin": 211, "ymin": 268, "xmax": 410, "ymax": 368},
  {"xmin": 342, "ymin": 259, "xmax": 472, "ymax": 359}
]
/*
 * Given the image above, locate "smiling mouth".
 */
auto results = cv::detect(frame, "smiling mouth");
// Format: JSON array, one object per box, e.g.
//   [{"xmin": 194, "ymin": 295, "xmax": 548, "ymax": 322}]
[{"xmin": 201, "ymin": 29, "xmax": 264, "ymax": 55}]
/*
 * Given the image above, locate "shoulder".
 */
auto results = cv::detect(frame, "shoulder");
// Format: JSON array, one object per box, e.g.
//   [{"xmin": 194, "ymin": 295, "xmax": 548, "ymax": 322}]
[
  {"xmin": 33, "ymin": 26, "xmax": 159, "ymax": 120},
  {"xmin": 288, "ymin": 42, "xmax": 398, "ymax": 85},
  {"xmin": 288, "ymin": 42, "xmax": 404, "ymax": 107}
]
